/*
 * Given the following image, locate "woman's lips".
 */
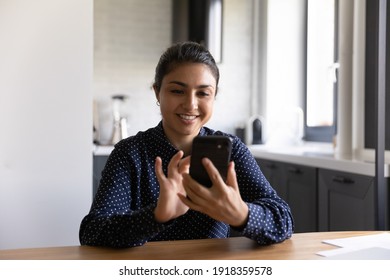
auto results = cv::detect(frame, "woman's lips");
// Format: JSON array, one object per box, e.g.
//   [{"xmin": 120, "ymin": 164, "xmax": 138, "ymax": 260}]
[{"xmin": 179, "ymin": 114, "xmax": 198, "ymax": 121}]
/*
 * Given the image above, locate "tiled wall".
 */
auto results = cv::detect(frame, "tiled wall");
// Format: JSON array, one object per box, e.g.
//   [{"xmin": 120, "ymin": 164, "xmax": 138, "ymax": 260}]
[
  {"xmin": 93, "ymin": 0, "xmax": 171, "ymax": 143},
  {"xmin": 93, "ymin": 0, "xmax": 253, "ymax": 144}
]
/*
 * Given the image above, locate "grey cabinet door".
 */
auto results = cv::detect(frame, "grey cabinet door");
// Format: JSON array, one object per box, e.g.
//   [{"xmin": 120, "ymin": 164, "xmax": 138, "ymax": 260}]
[
  {"xmin": 256, "ymin": 158, "xmax": 287, "ymax": 200},
  {"xmin": 256, "ymin": 159, "xmax": 317, "ymax": 233},
  {"xmin": 318, "ymin": 169, "xmax": 375, "ymax": 231},
  {"xmin": 284, "ymin": 163, "xmax": 317, "ymax": 233}
]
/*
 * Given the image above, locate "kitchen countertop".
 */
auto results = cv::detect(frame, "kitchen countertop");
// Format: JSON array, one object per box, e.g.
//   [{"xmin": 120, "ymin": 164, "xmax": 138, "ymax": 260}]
[
  {"xmin": 249, "ymin": 142, "xmax": 390, "ymax": 177},
  {"xmin": 93, "ymin": 143, "xmax": 390, "ymax": 177},
  {"xmin": 93, "ymin": 145, "xmax": 114, "ymax": 156}
]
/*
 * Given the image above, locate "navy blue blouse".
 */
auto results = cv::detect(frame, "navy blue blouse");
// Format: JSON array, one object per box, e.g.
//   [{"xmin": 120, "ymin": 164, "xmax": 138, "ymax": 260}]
[{"xmin": 79, "ymin": 122, "xmax": 294, "ymax": 248}]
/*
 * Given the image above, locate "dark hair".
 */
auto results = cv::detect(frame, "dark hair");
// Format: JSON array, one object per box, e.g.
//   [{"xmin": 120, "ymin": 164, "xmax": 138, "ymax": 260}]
[{"xmin": 153, "ymin": 41, "xmax": 220, "ymax": 93}]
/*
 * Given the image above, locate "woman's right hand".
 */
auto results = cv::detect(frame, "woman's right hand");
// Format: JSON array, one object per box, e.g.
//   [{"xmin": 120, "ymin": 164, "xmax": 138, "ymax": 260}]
[{"xmin": 154, "ymin": 151, "xmax": 190, "ymax": 223}]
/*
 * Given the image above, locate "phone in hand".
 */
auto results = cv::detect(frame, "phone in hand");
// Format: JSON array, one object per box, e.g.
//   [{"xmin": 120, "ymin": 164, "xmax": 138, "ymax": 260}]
[{"xmin": 189, "ymin": 135, "xmax": 232, "ymax": 188}]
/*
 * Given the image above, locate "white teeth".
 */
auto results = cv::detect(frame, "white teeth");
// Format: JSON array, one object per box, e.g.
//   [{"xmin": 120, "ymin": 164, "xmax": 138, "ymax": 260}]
[{"xmin": 179, "ymin": 114, "xmax": 197, "ymax": 120}]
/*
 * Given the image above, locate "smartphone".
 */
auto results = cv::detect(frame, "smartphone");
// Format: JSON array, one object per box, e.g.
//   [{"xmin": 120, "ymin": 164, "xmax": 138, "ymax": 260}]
[{"xmin": 190, "ymin": 135, "xmax": 232, "ymax": 188}]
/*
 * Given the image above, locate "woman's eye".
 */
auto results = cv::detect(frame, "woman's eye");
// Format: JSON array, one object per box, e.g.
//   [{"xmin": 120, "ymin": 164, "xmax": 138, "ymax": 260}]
[
  {"xmin": 171, "ymin": 89, "xmax": 184, "ymax": 94},
  {"xmin": 198, "ymin": 91, "xmax": 210, "ymax": 97}
]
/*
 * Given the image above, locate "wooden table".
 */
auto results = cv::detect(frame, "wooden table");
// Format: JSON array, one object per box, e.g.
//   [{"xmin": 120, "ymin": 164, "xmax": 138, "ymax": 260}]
[{"xmin": 0, "ymin": 231, "xmax": 385, "ymax": 260}]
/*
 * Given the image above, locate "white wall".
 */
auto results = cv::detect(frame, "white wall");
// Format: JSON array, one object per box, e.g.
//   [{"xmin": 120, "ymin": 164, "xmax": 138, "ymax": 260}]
[
  {"xmin": 93, "ymin": 0, "xmax": 254, "ymax": 144},
  {"xmin": 0, "ymin": 0, "xmax": 93, "ymax": 249}
]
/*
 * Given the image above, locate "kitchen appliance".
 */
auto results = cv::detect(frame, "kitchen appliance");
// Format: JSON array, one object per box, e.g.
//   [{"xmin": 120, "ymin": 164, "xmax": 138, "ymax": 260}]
[
  {"xmin": 246, "ymin": 115, "xmax": 265, "ymax": 145},
  {"xmin": 110, "ymin": 94, "xmax": 129, "ymax": 145}
]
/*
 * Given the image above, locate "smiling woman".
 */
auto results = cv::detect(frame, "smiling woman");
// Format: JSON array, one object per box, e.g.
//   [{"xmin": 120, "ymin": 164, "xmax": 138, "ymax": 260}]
[
  {"xmin": 79, "ymin": 41, "xmax": 294, "ymax": 248},
  {"xmin": 154, "ymin": 63, "xmax": 216, "ymax": 155}
]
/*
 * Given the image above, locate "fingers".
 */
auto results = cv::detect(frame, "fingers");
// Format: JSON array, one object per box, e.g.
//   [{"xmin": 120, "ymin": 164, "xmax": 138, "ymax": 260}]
[
  {"xmin": 182, "ymin": 173, "xmax": 207, "ymax": 198},
  {"xmin": 226, "ymin": 161, "xmax": 239, "ymax": 190},
  {"xmin": 154, "ymin": 156, "xmax": 165, "ymax": 184},
  {"xmin": 182, "ymin": 158, "xmax": 245, "ymax": 225},
  {"xmin": 179, "ymin": 176, "xmax": 208, "ymax": 212},
  {"xmin": 167, "ymin": 150, "xmax": 184, "ymax": 172},
  {"xmin": 202, "ymin": 158, "xmax": 226, "ymax": 188},
  {"xmin": 178, "ymin": 155, "xmax": 191, "ymax": 174},
  {"xmin": 178, "ymin": 182, "xmax": 210, "ymax": 214},
  {"xmin": 178, "ymin": 192, "xmax": 198, "ymax": 211},
  {"xmin": 156, "ymin": 151, "xmax": 184, "ymax": 181}
]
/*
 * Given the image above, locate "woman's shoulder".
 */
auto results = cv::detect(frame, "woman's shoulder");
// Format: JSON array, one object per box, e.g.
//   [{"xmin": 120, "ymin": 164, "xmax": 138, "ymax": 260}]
[
  {"xmin": 202, "ymin": 127, "xmax": 247, "ymax": 151},
  {"xmin": 112, "ymin": 125, "xmax": 162, "ymax": 154}
]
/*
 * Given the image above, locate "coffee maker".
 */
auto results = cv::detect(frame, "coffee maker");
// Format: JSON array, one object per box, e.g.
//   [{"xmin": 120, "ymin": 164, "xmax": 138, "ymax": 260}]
[{"xmin": 110, "ymin": 94, "xmax": 129, "ymax": 145}]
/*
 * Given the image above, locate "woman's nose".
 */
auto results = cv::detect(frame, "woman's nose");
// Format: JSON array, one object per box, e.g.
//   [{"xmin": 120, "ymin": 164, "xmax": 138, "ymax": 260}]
[{"xmin": 183, "ymin": 93, "xmax": 198, "ymax": 110}]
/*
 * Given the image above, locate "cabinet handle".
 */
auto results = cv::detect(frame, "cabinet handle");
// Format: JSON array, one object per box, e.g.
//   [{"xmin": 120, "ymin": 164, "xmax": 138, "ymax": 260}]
[
  {"xmin": 288, "ymin": 167, "xmax": 302, "ymax": 174},
  {"xmin": 332, "ymin": 176, "xmax": 354, "ymax": 184}
]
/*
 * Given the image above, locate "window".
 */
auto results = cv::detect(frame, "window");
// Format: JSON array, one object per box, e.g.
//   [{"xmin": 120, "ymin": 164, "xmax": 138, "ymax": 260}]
[{"xmin": 304, "ymin": 0, "xmax": 338, "ymax": 142}]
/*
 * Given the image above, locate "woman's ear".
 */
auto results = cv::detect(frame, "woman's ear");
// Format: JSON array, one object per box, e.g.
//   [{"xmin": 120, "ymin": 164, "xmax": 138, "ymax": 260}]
[{"xmin": 153, "ymin": 85, "xmax": 160, "ymax": 102}]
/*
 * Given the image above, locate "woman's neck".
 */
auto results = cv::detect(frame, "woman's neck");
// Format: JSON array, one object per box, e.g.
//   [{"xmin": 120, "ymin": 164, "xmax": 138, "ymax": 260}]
[
  {"xmin": 160, "ymin": 122, "xmax": 200, "ymax": 156},
  {"xmin": 169, "ymin": 137, "xmax": 193, "ymax": 156}
]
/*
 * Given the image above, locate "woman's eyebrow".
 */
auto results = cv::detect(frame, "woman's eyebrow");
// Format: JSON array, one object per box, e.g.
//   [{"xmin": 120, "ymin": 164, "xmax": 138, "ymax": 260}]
[
  {"xmin": 168, "ymin": 81, "xmax": 187, "ymax": 87},
  {"xmin": 168, "ymin": 81, "xmax": 214, "ymax": 89}
]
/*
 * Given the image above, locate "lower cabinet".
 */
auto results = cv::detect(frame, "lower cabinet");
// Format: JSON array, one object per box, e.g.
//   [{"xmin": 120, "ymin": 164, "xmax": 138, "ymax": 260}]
[
  {"xmin": 318, "ymin": 168, "xmax": 376, "ymax": 231},
  {"xmin": 256, "ymin": 159, "xmax": 286, "ymax": 199},
  {"xmin": 256, "ymin": 158, "xmax": 388, "ymax": 232},
  {"xmin": 93, "ymin": 155, "xmax": 109, "ymax": 199},
  {"xmin": 256, "ymin": 159, "xmax": 318, "ymax": 233},
  {"xmin": 285, "ymin": 163, "xmax": 317, "ymax": 233}
]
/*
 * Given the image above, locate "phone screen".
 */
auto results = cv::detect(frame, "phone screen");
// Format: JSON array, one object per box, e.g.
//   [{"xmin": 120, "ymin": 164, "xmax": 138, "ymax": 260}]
[{"xmin": 189, "ymin": 135, "xmax": 232, "ymax": 188}]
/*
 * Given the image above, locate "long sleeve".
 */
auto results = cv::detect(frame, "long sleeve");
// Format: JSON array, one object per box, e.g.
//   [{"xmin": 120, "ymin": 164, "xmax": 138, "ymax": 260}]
[
  {"xmin": 79, "ymin": 144, "xmax": 169, "ymax": 248},
  {"xmin": 229, "ymin": 137, "xmax": 294, "ymax": 244},
  {"xmin": 227, "ymin": 138, "xmax": 294, "ymax": 244}
]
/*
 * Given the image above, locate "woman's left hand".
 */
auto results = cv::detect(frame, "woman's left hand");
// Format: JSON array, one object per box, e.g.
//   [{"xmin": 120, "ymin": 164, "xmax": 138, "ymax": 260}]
[{"xmin": 180, "ymin": 158, "xmax": 249, "ymax": 228}]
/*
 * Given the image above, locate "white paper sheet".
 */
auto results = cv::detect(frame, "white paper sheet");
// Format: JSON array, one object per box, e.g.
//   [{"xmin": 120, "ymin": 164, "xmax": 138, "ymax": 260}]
[
  {"xmin": 321, "ymin": 247, "xmax": 390, "ymax": 260},
  {"xmin": 317, "ymin": 232, "xmax": 390, "ymax": 259}
]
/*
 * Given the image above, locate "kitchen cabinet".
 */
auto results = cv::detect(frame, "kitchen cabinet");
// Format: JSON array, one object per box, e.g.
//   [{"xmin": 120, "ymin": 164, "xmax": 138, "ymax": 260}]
[
  {"xmin": 256, "ymin": 159, "xmax": 286, "ymax": 199},
  {"xmin": 256, "ymin": 156, "xmax": 389, "ymax": 232},
  {"xmin": 318, "ymin": 169, "xmax": 376, "ymax": 231},
  {"xmin": 284, "ymin": 162, "xmax": 317, "ymax": 233},
  {"xmin": 93, "ymin": 155, "xmax": 109, "ymax": 199},
  {"xmin": 256, "ymin": 159, "xmax": 318, "ymax": 233}
]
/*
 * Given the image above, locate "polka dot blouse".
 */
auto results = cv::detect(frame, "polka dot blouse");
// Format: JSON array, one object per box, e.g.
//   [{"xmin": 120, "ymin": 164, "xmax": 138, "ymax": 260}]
[{"xmin": 79, "ymin": 122, "xmax": 294, "ymax": 248}]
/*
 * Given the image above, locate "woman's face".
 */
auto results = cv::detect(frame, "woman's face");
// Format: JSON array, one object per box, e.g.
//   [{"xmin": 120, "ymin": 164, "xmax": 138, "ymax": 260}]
[{"xmin": 155, "ymin": 62, "xmax": 217, "ymax": 143}]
